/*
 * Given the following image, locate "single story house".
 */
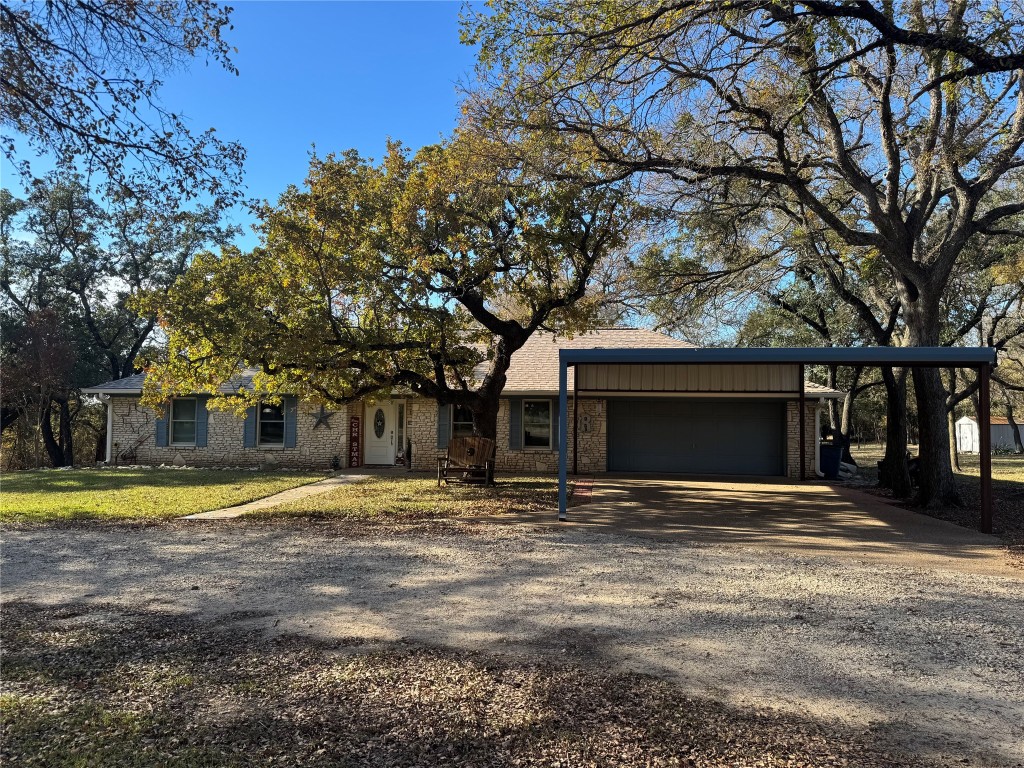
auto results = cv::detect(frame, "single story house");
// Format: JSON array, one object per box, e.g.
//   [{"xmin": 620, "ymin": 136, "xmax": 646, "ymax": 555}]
[
  {"xmin": 955, "ymin": 415, "xmax": 1022, "ymax": 453},
  {"xmin": 83, "ymin": 328, "xmax": 843, "ymax": 478}
]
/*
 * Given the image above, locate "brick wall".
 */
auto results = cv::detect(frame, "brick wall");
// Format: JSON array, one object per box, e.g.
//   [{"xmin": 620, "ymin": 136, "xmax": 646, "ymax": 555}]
[
  {"xmin": 108, "ymin": 394, "xmax": 822, "ymax": 478},
  {"xmin": 109, "ymin": 397, "xmax": 350, "ymax": 470},
  {"xmin": 408, "ymin": 397, "xmax": 609, "ymax": 474},
  {"xmin": 785, "ymin": 400, "xmax": 822, "ymax": 479}
]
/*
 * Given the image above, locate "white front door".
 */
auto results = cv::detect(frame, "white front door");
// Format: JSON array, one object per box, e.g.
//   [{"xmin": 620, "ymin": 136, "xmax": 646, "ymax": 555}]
[{"xmin": 364, "ymin": 402, "xmax": 396, "ymax": 465}]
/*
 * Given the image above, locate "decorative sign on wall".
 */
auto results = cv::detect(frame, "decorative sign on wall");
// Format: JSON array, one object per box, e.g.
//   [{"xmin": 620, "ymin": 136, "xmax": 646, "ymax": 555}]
[
  {"xmin": 349, "ymin": 416, "xmax": 361, "ymax": 467},
  {"xmin": 313, "ymin": 405, "xmax": 335, "ymax": 430}
]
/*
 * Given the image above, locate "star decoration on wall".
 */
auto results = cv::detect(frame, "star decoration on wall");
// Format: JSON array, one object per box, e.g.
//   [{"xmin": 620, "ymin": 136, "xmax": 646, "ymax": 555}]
[{"xmin": 313, "ymin": 405, "xmax": 336, "ymax": 430}]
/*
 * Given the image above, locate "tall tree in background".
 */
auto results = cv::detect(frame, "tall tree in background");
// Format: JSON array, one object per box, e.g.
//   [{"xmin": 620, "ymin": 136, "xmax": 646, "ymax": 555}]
[
  {"xmin": 0, "ymin": 178, "xmax": 235, "ymax": 466},
  {"xmin": 1, "ymin": 0, "xmax": 244, "ymax": 202},
  {"xmin": 146, "ymin": 129, "xmax": 645, "ymax": 439},
  {"xmin": 468, "ymin": 0, "xmax": 1024, "ymax": 506}
]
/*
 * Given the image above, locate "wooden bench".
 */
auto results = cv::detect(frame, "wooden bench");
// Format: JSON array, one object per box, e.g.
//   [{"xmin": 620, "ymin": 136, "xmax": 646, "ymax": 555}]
[{"xmin": 437, "ymin": 436, "xmax": 496, "ymax": 486}]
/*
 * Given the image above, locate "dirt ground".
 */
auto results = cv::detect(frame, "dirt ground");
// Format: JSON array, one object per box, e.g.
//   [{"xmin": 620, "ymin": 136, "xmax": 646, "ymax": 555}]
[{"xmin": 2, "ymin": 521, "xmax": 1022, "ymax": 767}]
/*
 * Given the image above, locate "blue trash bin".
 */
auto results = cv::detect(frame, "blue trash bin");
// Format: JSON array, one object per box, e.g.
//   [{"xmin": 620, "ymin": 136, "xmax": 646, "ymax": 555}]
[{"xmin": 819, "ymin": 444, "xmax": 843, "ymax": 480}]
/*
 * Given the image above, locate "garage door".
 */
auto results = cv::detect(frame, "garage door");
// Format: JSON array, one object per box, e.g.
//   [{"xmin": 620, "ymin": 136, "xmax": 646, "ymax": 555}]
[{"xmin": 607, "ymin": 399, "xmax": 785, "ymax": 475}]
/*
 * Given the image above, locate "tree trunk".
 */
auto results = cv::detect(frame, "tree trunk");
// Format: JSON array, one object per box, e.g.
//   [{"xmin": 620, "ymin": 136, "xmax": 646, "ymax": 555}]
[
  {"xmin": 903, "ymin": 291, "xmax": 961, "ymax": 507},
  {"xmin": 58, "ymin": 398, "xmax": 74, "ymax": 466},
  {"xmin": 878, "ymin": 367, "xmax": 912, "ymax": 497},
  {"xmin": 838, "ymin": 367, "xmax": 864, "ymax": 465},
  {"xmin": 471, "ymin": 395, "xmax": 501, "ymax": 441},
  {"xmin": 39, "ymin": 399, "xmax": 66, "ymax": 468},
  {"xmin": 947, "ymin": 368, "xmax": 961, "ymax": 471},
  {"xmin": 947, "ymin": 409, "xmax": 961, "ymax": 471},
  {"xmin": 911, "ymin": 364, "xmax": 961, "ymax": 506},
  {"xmin": 1006, "ymin": 394, "xmax": 1023, "ymax": 454}
]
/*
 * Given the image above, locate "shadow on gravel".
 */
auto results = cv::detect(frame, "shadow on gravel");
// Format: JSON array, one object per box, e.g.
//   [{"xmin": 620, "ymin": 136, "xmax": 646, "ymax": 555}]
[{"xmin": 1, "ymin": 600, "xmax": 930, "ymax": 768}]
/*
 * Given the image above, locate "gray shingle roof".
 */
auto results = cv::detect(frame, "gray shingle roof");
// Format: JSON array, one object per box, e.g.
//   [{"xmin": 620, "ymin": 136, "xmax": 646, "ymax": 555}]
[
  {"xmin": 82, "ymin": 329, "xmax": 843, "ymax": 397},
  {"xmin": 82, "ymin": 369, "xmax": 260, "ymax": 395},
  {"xmin": 498, "ymin": 328, "xmax": 695, "ymax": 394}
]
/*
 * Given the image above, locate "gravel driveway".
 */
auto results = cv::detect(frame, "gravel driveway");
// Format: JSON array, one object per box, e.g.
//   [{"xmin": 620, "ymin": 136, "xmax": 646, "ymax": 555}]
[{"xmin": 3, "ymin": 521, "xmax": 1022, "ymax": 767}]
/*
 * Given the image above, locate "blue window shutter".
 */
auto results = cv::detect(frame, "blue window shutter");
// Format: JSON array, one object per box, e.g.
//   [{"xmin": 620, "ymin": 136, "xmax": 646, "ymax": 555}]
[
  {"xmin": 195, "ymin": 396, "xmax": 209, "ymax": 448},
  {"xmin": 508, "ymin": 398, "xmax": 523, "ymax": 450},
  {"xmin": 284, "ymin": 396, "xmax": 298, "ymax": 448},
  {"xmin": 436, "ymin": 404, "xmax": 450, "ymax": 450},
  {"xmin": 243, "ymin": 406, "xmax": 257, "ymax": 448},
  {"xmin": 550, "ymin": 398, "xmax": 559, "ymax": 449},
  {"xmin": 154, "ymin": 406, "xmax": 169, "ymax": 447}
]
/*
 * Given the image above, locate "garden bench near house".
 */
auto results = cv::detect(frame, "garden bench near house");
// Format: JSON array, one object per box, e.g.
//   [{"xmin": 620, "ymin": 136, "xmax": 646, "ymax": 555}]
[{"xmin": 437, "ymin": 436, "xmax": 496, "ymax": 487}]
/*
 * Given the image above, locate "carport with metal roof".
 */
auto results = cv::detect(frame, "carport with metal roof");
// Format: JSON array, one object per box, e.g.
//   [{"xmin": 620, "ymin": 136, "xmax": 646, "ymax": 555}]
[{"xmin": 556, "ymin": 347, "xmax": 999, "ymax": 532}]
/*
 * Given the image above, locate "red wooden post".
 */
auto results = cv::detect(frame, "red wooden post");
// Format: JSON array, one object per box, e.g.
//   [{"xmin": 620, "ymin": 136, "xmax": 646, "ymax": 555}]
[{"xmin": 979, "ymin": 363, "xmax": 993, "ymax": 535}]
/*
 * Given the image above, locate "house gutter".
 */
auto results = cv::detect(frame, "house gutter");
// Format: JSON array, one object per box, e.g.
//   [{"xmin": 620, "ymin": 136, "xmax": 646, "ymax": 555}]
[{"xmin": 100, "ymin": 394, "xmax": 113, "ymax": 464}]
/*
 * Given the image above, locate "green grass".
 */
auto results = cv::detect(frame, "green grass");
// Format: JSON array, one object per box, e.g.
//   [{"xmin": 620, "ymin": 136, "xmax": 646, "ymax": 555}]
[
  {"xmin": 0, "ymin": 468, "xmax": 326, "ymax": 523},
  {"xmin": 256, "ymin": 474, "xmax": 563, "ymax": 521},
  {"xmin": 850, "ymin": 441, "xmax": 1024, "ymax": 483}
]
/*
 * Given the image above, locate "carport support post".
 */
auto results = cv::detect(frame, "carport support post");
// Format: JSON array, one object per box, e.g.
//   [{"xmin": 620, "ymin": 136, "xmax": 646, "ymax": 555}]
[
  {"xmin": 572, "ymin": 366, "xmax": 579, "ymax": 476},
  {"xmin": 799, "ymin": 364, "xmax": 806, "ymax": 481},
  {"xmin": 558, "ymin": 354, "xmax": 569, "ymax": 521},
  {"xmin": 979, "ymin": 363, "xmax": 993, "ymax": 534}
]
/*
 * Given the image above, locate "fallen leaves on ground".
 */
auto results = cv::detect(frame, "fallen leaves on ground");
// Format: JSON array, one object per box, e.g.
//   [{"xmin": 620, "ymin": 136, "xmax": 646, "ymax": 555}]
[{"xmin": 1, "ymin": 601, "xmax": 932, "ymax": 768}]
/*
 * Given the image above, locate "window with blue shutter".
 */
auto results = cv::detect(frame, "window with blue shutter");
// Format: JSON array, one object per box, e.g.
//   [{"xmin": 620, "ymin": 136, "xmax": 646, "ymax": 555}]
[
  {"xmin": 154, "ymin": 405, "xmax": 169, "ymax": 447},
  {"xmin": 284, "ymin": 396, "xmax": 298, "ymax": 448},
  {"xmin": 243, "ymin": 406, "xmax": 257, "ymax": 448},
  {"xmin": 551, "ymin": 397, "xmax": 559, "ymax": 448},
  {"xmin": 195, "ymin": 396, "xmax": 210, "ymax": 447},
  {"xmin": 508, "ymin": 397, "xmax": 523, "ymax": 450},
  {"xmin": 436, "ymin": 404, "xmax": 451, "ymax": 449}
]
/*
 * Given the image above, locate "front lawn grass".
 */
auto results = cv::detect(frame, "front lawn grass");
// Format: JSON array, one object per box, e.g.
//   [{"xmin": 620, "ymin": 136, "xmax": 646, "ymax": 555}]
[
  {"xmin": 256, "ymin": 474, "xmax": 563, "ymax": 521},
  {"xmin": 0, "ymin": 468, "xmax": 326, "ymax": 523}
]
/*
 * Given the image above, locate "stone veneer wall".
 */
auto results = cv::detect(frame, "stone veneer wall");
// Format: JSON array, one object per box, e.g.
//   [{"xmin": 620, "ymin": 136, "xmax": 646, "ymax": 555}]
[
  {"xmin": 407, "ymin": 397, "xmax": 608, "ymax": 474},
  {"xmin": 786, "ymin": 400, "xmax": 823, "ymax": 479},
  {"xmin": 109, "ymin": 396, "xmax": 350, "ymax": 470},
  {"xmin": 109, "ymin": 394, "xmax": 822, "ymax": 477}
]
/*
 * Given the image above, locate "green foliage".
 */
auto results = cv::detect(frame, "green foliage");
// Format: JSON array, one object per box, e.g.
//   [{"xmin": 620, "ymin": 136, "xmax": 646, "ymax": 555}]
[{"xmin": 146, "ymin": 128, "xmax": 644, "ymax": 434}]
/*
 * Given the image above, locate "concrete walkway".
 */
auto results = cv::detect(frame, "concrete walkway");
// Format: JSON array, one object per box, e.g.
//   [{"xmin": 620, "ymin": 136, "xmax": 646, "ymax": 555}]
[{"xmin": 182, "ymin": 472, "xmax": 369, "ymax": 520}]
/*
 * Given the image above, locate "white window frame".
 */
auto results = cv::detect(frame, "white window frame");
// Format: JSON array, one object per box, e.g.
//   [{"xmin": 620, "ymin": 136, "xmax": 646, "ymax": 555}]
[
  {"xmin": 169, "ymin": 397, "xmax": 197, "ymax": 447},
  {"xmin": 522, "ymin": 399, "xmax": 553, "ymax": 451},
  {"xmin": 257, "ymin": 401, "xmax": 286, "ymax": 447},
  {"xmin": 450, "ymin": 404, "xmax": 475, "ymax": 439}
]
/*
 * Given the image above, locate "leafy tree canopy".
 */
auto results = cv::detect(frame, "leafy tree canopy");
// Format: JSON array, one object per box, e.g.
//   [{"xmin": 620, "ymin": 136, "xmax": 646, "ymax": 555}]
[
  {"xmin": 466, "ymin": 0, "xmax": 1024, "ymax": 503},
  {"xmin": 145, "ymin": 128, "xmax": 647, "ymax": 437}
]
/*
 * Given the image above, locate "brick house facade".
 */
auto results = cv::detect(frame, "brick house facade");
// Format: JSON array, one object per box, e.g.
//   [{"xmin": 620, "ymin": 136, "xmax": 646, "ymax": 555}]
[{"xmin": 86, "ymin": 330, "xmax": 837, "ymax": 478}]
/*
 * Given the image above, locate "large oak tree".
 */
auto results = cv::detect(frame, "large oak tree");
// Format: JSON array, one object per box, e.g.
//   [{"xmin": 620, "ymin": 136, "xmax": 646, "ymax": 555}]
[
  {"xmin": 145, "ymin": 130, "xmax": 645, "ymax": 439},
  {"xmin": 467, "ymin": 0, "xmax": 1024, "ymax": 505}
]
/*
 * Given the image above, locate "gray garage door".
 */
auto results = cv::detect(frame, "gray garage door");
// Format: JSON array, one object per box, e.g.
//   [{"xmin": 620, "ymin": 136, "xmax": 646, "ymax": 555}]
[{"xmin": 607, "ymin": 399, "xmax": 785, "ymax": 475}]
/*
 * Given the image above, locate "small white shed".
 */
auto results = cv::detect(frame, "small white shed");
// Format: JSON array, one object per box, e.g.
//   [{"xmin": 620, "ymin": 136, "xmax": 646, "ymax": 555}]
[{"xmin": 955, "ymin": 416, "xmax": 1020, "ymax": 453}]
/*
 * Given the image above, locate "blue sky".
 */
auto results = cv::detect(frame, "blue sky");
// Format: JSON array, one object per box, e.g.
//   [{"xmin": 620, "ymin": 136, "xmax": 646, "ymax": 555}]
[{"xmin": 3, "ymin": 1, "xmax": 478, "ymax": 248}]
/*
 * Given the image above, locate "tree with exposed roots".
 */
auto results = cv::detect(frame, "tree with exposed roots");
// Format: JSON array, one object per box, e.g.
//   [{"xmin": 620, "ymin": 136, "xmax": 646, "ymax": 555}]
[{"xmin": 466, "ymin": 0, "xmax": 1024, "ymax": 506}]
